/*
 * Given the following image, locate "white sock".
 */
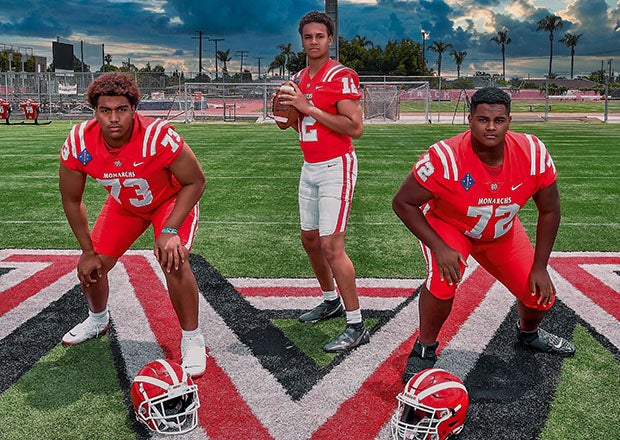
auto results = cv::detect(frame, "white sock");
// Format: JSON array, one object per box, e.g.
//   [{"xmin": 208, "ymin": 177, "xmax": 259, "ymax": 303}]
[
  {"xmin": 346, "ymin": 308, "xmax": 362, "ymax": 325},
  {"xmin": 182, "ymin": 327, "xmax": 201, "ymax": 341},
  {"xmin": 322, "ymin": 289, "xmax": 339, "ymax": 302},
  {"xmin": 89, "ymin": 308, "xmax": 108, "ymax": 324}
]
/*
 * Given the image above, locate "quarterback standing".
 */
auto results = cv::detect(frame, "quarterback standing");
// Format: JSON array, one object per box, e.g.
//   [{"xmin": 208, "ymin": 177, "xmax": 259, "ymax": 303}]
[
  {"xmin": 277, "ymin": 10, "xmax": 368, "ymax": 352},
  {"xmin": 393, "ymin": 87, "xmax": 575, "ymax": 383},
  {"xmin": 58, "ymin": 73, "xmax": 207, "ymax": 377}
]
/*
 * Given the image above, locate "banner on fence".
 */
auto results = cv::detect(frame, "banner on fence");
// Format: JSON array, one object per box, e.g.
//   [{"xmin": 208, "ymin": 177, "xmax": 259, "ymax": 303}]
[{"xmin": 58, "ymin": 84, "xmax": 78, "ymax": 95}]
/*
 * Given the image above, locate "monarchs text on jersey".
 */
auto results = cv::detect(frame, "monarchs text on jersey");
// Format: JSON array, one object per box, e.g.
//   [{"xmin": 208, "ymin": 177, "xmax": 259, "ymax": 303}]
[
  {"xmin": 292, "ymin": 59, "xmax": 362, "ymax": 163},
  {"xmin": 413, "ymin": 130, "xmax": 556, "ymax": 242},
  {"xmin": 60, "ymin": 114, "xmax": 184, "ymax": 214}
]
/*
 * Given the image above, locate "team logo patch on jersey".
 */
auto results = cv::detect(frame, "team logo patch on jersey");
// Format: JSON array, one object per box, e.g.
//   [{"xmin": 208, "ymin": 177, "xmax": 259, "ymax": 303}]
[
  {"xmin": 77, "ymin": 149, "xmax": 92, "ymax": 166},
  {"xmin": 461, "ymin": 172, "xmax": 475, "ymax": 191}
]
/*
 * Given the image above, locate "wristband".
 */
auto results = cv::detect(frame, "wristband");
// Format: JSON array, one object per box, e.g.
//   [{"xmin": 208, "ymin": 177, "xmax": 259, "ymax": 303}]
[{"xmin": 161, "ymin": 227, "xmax": 179, "ymax": 235}]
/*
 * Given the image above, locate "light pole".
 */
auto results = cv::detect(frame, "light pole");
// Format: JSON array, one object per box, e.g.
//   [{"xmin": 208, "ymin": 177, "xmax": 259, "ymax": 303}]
[{"xmin": 421, "ymin": 30, "xmax": 427, "ymax": 73}]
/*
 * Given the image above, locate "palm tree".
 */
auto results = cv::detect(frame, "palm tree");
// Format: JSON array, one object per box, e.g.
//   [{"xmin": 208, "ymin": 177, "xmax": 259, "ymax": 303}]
[
  {"xmin": 559, "ymin": 32, "xmax": 583, "ymax": 79},
  {"xmin": 429, "ymin": 41, "xmax": 453, "ymax": 78},
  {"xmin": 490, "ymin": 30, "xmax": 511, "ymax": 78},
  {"xmin": 536, "ymin": 14, "xmax": 564, "ymax": 78},
  {"xmin": 277, "ymin": 43, "xmax": 294, "ymax": 78},
  {"xmin": 352, "ymin": 35, "xmax": 373, "ymax": 49},
  {"xmin": 450, "ymin": 50, "xmax": 467, "ymax": 78},
  {"xmin": 271, "ymin": 53, "xmax": 286, "ymax": 77},
  {"xmin": 216, "ymin": 49, "xmax": 231, "ymax": 75}
]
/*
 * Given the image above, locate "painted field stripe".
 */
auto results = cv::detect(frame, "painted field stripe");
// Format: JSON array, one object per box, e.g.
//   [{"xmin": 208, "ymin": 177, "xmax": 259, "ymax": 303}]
[
  {"xmin": 0, "ymin": 254, "xmax": 77, "ymax": 317},
  {"xmin": 550, "ymin": 256, "xmax": 620, "ymax": 321},
  {"xmin": 550, "ymin": 267, "xmax": 620, "ymax": 349},
  {"xmin": 0, "ymin": 266, "xmax": 77, "ymax": 340},
  {"xmin": 106, "ymin": 258, "xmax": 166, "ymax": 378},
  {"xmin": 580, "ymin": 264, "xmax": 620, "ymax": 292},
  {"xmin": 312, "ymin": 265, "xmax": 497, "ymax": 439},
  {"xmin": 236, "ymin": 286, "xmax": 415, "ymax": 298},
  {"xmin": 120, "ymin": 253, "xmax": 270, "ymax": 439},
  {"xmin": 246, "ymin": 295, "xmax": 406, "ymax": 311},
  {"xmin": 229, "ymin": 278, "xmax": 419, "ymax": 289}
]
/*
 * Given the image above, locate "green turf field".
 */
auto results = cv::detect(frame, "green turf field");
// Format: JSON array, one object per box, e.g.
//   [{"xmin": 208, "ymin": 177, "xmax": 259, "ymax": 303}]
[
  {"xmin": 0, "ymin": 121, "xmax": 618, "ymax": 439},
  {"xmin": 0, "ymin": 121, "xmax": 618, "ymax": 277}
]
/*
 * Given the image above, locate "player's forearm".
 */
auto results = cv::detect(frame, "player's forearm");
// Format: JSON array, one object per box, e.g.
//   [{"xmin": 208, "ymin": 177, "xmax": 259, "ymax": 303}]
[
  {"xmin": 532, "ymin": 210, "xmax": 560, "ymax": 270},
  {"xmin": 162, "ymin": 182, "xmax": 205, "ymax": 230},
  {"xmin": 62, "ymin": 199, "xmax": 96, "ymax": 254},
  {"xmin": 304, "ymin": 105, "xmax": 363, "ymax": 139}
]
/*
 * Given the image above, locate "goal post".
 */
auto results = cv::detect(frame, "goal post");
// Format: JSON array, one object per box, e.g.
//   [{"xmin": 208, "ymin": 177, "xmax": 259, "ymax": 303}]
[
  {"xmin": 363, "ymin": 84, "xmax": 400, "ymax": 121},
  {"xmin": 362, "ymin": 81, "xmax": 430, "ymax": 122}
]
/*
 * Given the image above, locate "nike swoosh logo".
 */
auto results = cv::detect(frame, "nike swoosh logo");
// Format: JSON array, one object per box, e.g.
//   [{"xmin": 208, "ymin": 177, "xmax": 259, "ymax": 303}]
[
  {"xmin": 133, "ymin": 161, "xmax": 144, "ymax": 167},
  {"xmin": 552, "ymin": 339, "xmax": 564, "ymax": 350},
  {"xmin": 511, "ymin": 183, "xmax": 523, "ymax": 191}
]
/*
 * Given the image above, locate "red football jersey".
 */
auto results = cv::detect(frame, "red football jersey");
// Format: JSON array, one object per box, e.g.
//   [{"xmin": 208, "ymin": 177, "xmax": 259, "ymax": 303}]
[
  {"xmin": 292, "ymin": 59, "xmax": 362, "ymax": 163},
  {"xmin": 413, "ymin": 130, "xmax": 556, "ymax": 242},
  {"xmin": 60, "ymin": 114, "xmax": 184, "ymax": 214}
]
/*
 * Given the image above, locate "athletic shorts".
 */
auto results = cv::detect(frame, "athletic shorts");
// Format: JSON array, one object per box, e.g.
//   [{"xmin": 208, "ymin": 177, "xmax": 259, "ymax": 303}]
[
  {"xmin": 91, "ymin": 195, "xmax": 200, "ymax": 259},
  {"xmin": 298, "ymin": 151, "xmax": 357, "ymax": 237},
  {"xmin": 421, "ymin": 211, "xmax": 554, "ymax": 311}
]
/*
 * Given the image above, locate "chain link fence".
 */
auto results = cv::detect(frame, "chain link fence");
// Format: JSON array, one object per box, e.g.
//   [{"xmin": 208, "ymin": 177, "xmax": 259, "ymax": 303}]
[{"xmin": 1, "ymin": 71, "xmax": 617, "ymax": 123}]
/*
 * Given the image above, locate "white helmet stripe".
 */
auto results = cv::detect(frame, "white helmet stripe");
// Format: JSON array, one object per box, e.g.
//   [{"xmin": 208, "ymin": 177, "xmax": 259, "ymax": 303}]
[
  {"xmin": 410, "ymin": 367, "xmax": 442, "ymax": 388},
  {"xmin": 417, "ymin": 381, "xmax": 467, "ymax": 401},
  {"xmin": 155, "ymin": 359, "xmax": 183, "ymax": 385},
  {"xmin": 134, "ymin": 375, "xmax": 172, "ymax": 390}
]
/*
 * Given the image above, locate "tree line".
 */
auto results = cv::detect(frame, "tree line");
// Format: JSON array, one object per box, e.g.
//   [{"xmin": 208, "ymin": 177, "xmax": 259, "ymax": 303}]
[{"xmin": 0, "ymin": 13, "xmax": 610, "ymax": 89}]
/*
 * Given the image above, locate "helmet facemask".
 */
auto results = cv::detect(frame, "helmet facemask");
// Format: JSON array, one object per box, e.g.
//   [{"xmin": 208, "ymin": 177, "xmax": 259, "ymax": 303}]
[
  {"xmin": 131, "ymin": 359, "xmax": 201, "ymax": 435},
  {"xmin": 391, "ymin": 368, "xmax": 468, "ymax": 440}
]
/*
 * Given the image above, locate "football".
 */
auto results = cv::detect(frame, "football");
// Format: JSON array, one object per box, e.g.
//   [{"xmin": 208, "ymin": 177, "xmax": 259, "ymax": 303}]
[{"xmin": 272, "ymin": 85, "xmax": 300, "ymax": 130}]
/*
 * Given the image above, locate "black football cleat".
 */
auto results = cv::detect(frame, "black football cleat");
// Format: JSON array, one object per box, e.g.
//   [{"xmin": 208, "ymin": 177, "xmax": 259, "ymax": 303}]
[
  {"xmin": 402, "ymin": 338, "xmax": 438, "ymax": 383},
  {"xmin": 517, "ymin": 325, "xmax": 576, "ymax": 356},
  {"xmin": 299, "ymin": 299, "xmax": 345, "ymax": 323},
  {"xmin": 323, "ymin": 324, "xmax": 370, "ymax": 353}
]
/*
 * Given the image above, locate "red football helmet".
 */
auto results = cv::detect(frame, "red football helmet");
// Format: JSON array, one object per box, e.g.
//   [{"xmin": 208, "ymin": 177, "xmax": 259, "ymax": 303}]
[
  {"xmin": 391, "ymin": 368, "xmax": 469, "ymax": 440},
  {"xmin": 130, "ymin": 359, "xmax": 200, "ymax": 435}
]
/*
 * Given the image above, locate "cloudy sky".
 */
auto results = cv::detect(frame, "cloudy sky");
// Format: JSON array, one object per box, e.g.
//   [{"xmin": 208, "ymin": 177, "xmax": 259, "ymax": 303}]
[{"xmin": 1, "ymin": 0, "xmax": 618, "ymax": 78}]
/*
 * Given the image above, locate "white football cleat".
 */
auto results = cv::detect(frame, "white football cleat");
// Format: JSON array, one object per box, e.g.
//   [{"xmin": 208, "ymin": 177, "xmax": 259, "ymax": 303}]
[
  {"xmin": 62, "ymin": 313, "xmax": 110, "ymax": 345},
  {"xmin": 181, "ymin": 333, "xmax": 207, "ymax": 378}
]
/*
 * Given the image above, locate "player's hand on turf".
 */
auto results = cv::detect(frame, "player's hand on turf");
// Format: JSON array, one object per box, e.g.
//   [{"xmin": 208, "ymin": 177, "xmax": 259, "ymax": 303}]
[
  {"xmin": 77, "ymin": 251, "xmax": 102, "ymax": 287},
  {"xmin": 434, "ymin": 246, "xmax": 467, "ymax": 286},
  {"xmin": 529, "ymin": 267, "xmax": 555, "ymax": 307},
  {"xmin": 155, "ymin": 233, "xmax": 185, "ymax": 273}
]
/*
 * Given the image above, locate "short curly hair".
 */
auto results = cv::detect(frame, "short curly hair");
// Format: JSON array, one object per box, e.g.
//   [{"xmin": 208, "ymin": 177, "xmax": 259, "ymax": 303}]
[
  {"xmin": 470, "ymin": 87, "xmax": 511, "ymax": 114},
  {"xmin": 298, "ymin": 11, "xmax": 334, "ymax": 36},
  {"xmin": 87, "ymin": 72, "xmax": 141, "ymax": 109}
]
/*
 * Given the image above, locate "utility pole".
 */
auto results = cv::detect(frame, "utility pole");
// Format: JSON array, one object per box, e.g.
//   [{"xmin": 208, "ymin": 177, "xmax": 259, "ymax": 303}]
[
  {"xmin": 192, "ymin": 31, "xmax": 205, "ymax": 74},
  {"xmin": 209, "ymin": 37, "xmax": 224, "ymax": 81},
  {"xmin": 236, "ymin": 50, "xmax": 249, "ymax": 73},
  {"xmin": 256, "ymin": 56, "xmax": 264, "ymax": 79}
]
